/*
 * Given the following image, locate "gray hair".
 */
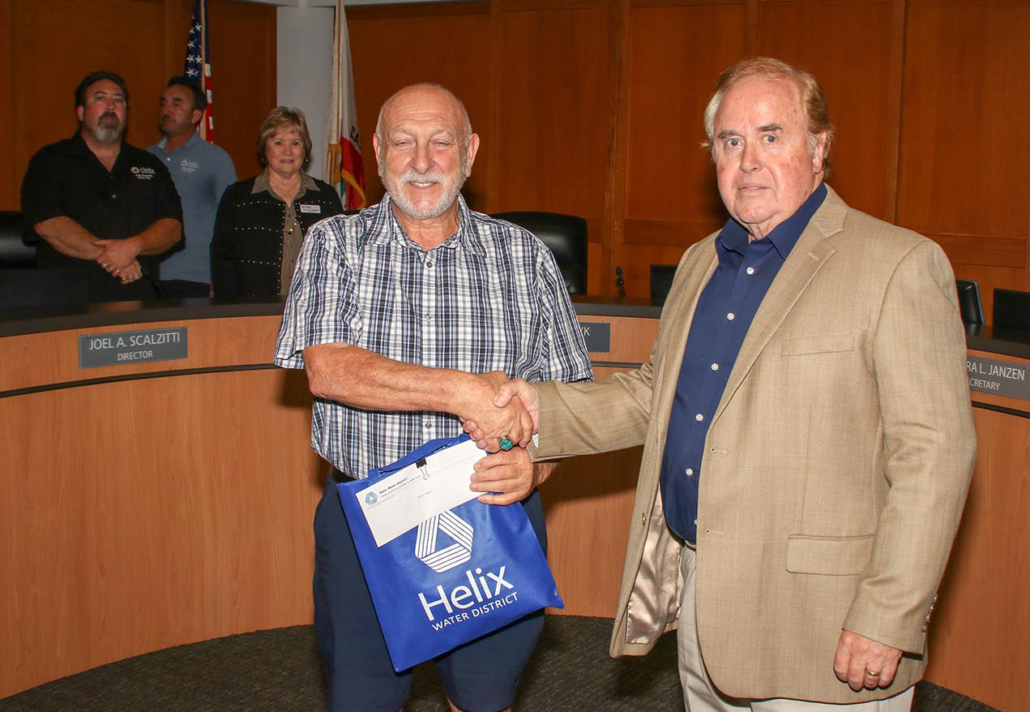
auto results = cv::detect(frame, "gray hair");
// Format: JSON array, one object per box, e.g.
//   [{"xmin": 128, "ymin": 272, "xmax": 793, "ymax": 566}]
[{"xmin": 701, "ymin": 57, "xmax": 834, "ymax": 174}]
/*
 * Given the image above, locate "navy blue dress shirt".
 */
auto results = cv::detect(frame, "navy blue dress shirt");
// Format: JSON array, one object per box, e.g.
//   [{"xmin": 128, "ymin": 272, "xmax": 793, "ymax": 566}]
[{"xmin": 660, "ymin": 182, "xmax": 827, "ymax": 543}]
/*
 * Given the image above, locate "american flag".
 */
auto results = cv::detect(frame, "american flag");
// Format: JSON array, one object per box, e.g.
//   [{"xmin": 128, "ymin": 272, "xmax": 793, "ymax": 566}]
[{"xmin": 183, "ymin": 0, "xmax": 214, "ymax": 142}]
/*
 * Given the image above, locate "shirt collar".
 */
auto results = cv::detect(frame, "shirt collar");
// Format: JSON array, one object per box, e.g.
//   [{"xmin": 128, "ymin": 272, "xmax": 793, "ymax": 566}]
[
  {"xmin": 371, "ymin": 193, "xmax": 486, "ymax": 257},
  {"xmin": 69, "ymin": 131, "xmax": 92, "ymax": 155},
  {"xmin": 719, "ymin": 181, "xmax": 828, "ymax": 259},
  {"xmin": 252, "ymin": 170, "xmax": 317, "ymax": 199},
  {"xmin": 71, "ymin": 130, "xmax": 125, "ymax": 171},
  {"xmin": 157, "ymin": 131, "xmax": 201, "ymax": 155}
]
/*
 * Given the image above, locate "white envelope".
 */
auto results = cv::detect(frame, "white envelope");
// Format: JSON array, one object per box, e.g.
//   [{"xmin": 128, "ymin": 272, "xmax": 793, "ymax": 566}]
[{"xmin": 355, "ymin": 439, "xmax": 485, "ymax": 547}]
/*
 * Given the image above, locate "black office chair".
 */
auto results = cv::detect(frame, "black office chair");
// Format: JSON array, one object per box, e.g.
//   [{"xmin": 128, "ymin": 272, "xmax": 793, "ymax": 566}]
[
  {"xmin": 0, "ymin": 211, "xmax": 91, "ymax": 309},
  {"xmin": 0, "ymin": 211, "xmax": 35, "ymax": 268},
  {"xmin": 650, "ymin": 264, "xmax": 677, "ymax": 306},
  {"xmin": 490, "ymin": 212, "xmax": 588, "ymax": 295},
  {"xmin": 993, "ymin": 288, "xmax": 1030, "ymax": 331},
  {"xmin": 0, "ymin": 268, "xmax": 90, "ymax": 309},
  {"xmin": 955, "ymin": 279, "xmax": 984, "ymax": 326}
]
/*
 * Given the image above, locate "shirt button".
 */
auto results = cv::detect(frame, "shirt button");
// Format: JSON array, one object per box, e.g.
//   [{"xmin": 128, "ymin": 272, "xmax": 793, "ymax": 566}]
[
  {"xmin": 424, "ymin": 422, "xmax": 433, "ymax": 430},
  {"xmin": 693, "ymin": 519, "xmax": 699, "ymax": 527},
  {"xmin": 727, "ymin": 312, "xmax": 735, "ymax": 321},
  {"xmin": 110, "ymin": 193, "xmax": 117, "ymax": 199},
  {"xmin": 746, "ymin": 266, "xmax": 755, "ymax": 275},
  {"xmin": 694, "ymin": 413, "xmax": 704, "ymax": 422},
  {"xmin": 685, "ymin": 468, "xmax": 694, "ymax": 476},
  {"xmin": 710, "ymin": 363, "xmax": 719, "ymax": 371},
  {"xmin": 426, "ymin": 261, "xmax": 434, "ymax": 269}
]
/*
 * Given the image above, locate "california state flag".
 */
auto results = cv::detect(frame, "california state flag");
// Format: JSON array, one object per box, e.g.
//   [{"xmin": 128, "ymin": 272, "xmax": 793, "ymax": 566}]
[{"xmin": 326, "ymin": 0, "xmax": 365, "ymax": 210}]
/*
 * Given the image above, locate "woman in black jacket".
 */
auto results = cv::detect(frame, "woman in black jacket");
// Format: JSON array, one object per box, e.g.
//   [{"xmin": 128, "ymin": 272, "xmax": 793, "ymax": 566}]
[{"xmin": 211, "ymin": 107, "xmax": 344, "ymax": 299}]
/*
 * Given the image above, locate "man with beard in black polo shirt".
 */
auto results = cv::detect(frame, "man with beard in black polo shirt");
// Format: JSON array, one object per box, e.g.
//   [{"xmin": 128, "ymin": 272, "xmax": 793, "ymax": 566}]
[{"xmin": 21, "ymin": 71, "xmax": 182, "ymax": 302}]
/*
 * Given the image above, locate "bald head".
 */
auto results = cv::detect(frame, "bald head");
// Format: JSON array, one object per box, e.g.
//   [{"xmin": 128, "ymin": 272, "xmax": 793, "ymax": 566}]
[
  {"xmin": 375, "ymin": 83, "xmax": 473, "ymax": 149},
  {"xmin": 372, "ymin": 83, "xmax": 481, "ymax": 224}
]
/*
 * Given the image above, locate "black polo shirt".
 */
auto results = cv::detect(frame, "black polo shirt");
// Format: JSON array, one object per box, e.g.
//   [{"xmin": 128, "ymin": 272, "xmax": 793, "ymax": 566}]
[{"xmin": 21, "ymin": 132, "xmax": 183, "ymax": 302}]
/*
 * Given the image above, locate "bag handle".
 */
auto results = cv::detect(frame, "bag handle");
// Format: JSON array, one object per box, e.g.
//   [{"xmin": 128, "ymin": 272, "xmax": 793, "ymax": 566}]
[{"xmin": 366, "ymin": 433, "xmax": 471, "ymax": 479}]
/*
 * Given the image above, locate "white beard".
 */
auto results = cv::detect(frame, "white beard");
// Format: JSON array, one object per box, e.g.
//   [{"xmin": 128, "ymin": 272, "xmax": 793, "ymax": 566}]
[
  {"xmin": 89, "ymin": 114, "xmax": 124, "ymax": 144},
  {"xmin": 381, "ymin": 166, "xmax": 467, "ymax": 220}
]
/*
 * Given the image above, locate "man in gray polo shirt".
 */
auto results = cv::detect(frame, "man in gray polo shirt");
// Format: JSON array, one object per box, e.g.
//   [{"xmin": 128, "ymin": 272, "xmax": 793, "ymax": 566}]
[{"xmin": 148, "ymin": 76, "xmax": 236, "ymax": 298}]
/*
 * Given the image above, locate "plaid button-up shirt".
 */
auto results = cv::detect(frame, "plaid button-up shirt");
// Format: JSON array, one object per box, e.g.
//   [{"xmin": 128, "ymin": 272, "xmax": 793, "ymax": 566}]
[{"xmin": 274, "ymin": 194, "xmax": 593, "ymax": 478}]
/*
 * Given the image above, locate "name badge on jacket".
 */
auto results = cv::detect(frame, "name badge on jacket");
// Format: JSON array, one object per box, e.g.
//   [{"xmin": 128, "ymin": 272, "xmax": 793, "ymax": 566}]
[{"xmin": 300, "ymin": 204, "xmax": 321, "ymax": 214}]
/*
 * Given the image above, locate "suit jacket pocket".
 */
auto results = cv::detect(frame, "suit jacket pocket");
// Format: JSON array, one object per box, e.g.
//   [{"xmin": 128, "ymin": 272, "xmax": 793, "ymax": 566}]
[
  {"xmin": 778, "ymin": 333, "xmax": 855, "ymax": 356},
  {"xmin": 786, "ymin": 534, "xmax": 874, "ymax": 575}
]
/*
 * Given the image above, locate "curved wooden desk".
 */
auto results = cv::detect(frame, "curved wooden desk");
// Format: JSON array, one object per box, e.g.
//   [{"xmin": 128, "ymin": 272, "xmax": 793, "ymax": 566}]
[
  {"xmin": 0, "ymin": 302, "xmax": 325, "ymax": 698},
  {"xmin": 925, "ymin": 327, "xmax": 1030, "ymax": 712},
  {"xmin": 0, "ymin": 299, "xmax": 658, "ymax": 698},
  {"xmin": 0, "ymin": 302, "xmax": 1026, "ymax": 711}
]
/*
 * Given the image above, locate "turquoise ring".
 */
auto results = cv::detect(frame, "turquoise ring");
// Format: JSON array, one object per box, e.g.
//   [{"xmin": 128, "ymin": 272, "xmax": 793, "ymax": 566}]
[{"xmin": 499, "ymin": 436, "xmax": 514, "ymax": 451}]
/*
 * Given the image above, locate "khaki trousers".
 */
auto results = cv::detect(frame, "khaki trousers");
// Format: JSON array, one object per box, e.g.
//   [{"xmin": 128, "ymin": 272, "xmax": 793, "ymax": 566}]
[{"xmin": 677, "ymin": 546, "xmax": 914, "ymax": 712}]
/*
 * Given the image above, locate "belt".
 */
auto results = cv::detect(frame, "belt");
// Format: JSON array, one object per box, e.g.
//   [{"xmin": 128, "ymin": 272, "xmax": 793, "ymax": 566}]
[{"xmin": 331, "ymin": 468, "xmax": 353, "ymax": 483}]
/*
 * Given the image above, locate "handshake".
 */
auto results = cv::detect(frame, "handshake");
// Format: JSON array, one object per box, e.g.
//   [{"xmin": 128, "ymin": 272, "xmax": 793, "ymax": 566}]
[{"xmin": 459, "ymin": 372, "xmax": 540, "ymax": 453}]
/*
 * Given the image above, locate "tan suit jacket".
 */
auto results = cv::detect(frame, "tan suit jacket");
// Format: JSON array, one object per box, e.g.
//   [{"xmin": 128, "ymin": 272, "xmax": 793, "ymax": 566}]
[{"xmin": 533, "ymin": 187, "xmax": 975, "ymax": 703}]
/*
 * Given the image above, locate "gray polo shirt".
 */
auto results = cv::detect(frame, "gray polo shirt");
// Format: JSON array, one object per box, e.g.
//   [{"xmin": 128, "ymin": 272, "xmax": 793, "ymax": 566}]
[{"xmin": 148, "ymin": 132, "xmax": 237, "ymax": 284}]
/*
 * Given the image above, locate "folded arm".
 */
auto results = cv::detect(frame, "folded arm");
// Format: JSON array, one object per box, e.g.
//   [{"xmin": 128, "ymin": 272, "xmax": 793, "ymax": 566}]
[
  {"xmin": 32, "ymin": 217, "xmax": 149, "ymax": 284},
  {"xmin": 94, "ymin": 217, "xmax": 181, "ymax": 270},
  {"xmin": 33, "ymin": 216, "xmax": 103, "ymax": 260}
]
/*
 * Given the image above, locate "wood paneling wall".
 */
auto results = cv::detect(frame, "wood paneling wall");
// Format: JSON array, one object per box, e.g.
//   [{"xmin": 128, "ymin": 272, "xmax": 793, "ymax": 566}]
[
  {"xmin": 348, "ymin": 0, "xmax": 1030, "ymax": 320},
  {"xmin": 0, "ymin": 0, "xmax": 276, "ymax": 212},
  {"xmin": 348, "ymin": 0, "xmax": 618, "ymax": 294}
]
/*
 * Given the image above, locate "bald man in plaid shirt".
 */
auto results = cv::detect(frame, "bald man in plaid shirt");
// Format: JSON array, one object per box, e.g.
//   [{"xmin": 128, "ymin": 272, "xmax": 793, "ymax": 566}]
[{"xmin": 274, "ymin": 83, "xmax": 591, "ymax": 712}]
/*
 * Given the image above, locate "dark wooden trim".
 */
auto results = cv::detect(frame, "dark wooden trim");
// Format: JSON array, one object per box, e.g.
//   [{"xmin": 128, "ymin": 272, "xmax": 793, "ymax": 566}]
[
  {"xmin": 631, "ymin": 0, "xmax": 744, "ymax": 7},
  {"xmin": 498, "ymin": 0, "xmax": 609, "ymax": 12},
  {"xmin": 746, "ymin": 0, "xmax": 759, "ymax": 54},
  {"xmin": 602, "ymin": 0, "xmax": 631, "ymax": 297},
  {"xmin": 0, "ymin": 300, "xmax": 287, "ymax": 338},
  {"xmin": 485, "ymin": 0, "xmax": 502, "ymax": 213},
  {"xmin": 0, "ymin": 0, "xmax": 15, "ymax": 211},
  {"xmin": 972, "ymin": 400, "xmax": 1030, "ymax": 419},
  {"xmin": 883, "ymin": 0, "xmax": 907, "ymax": 223},
  {"xmin": 347, "ymin": 1, "xmax": 490, "ymax": 20},
  {"xmin": 0, "ymin": 363, "xmax": 275, "ymax": 400}
]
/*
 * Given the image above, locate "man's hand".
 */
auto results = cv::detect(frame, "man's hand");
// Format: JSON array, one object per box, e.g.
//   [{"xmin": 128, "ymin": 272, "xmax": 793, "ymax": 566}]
[
  {"xmin": 470, "ymin": 449, "xmax": 557, "ymax": 505},
  {"xmin": 118, "ymin": 260, "xmax": 143, "ymax": 284},
  {"xmin": 95, "ymin": 238, "xmax": 141, "ymax": 277},
  {"xmin": 832, "ymin": 630, "xmax": 903, "ymax": 691},
  {"xmin": 456, "ymin": 371, "xmax": 534, "ymax": 452},
  {"xmin": 464, "ymin": 377, "xmax": 539, "ymax": 449}
]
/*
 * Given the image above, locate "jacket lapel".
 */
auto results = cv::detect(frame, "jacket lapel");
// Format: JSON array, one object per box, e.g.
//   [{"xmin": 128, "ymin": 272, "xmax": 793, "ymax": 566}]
[
  {"xmin": 711, "ymin": 186, "xmax": 847, "ymax": 424},
  {"xmin": 654, "ymin": 241, "xmax": 719, "ymax": 405}
]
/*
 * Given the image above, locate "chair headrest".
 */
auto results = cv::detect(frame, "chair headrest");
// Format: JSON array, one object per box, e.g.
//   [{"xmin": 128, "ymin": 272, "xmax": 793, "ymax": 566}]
[
  {"xmin": 0, "ymin": 211, "xmax": 35, "ymax": 268},
  {"xmin": 491, "ymin": 212, "xmax": 587, "ymax": 263},
  {"xmin": 490, "ymin": 211, "xmax": 588, "ymax": 294}
]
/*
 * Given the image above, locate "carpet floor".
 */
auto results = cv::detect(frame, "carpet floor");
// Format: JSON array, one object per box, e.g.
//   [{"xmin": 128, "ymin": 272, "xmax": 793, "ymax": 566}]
[{"xmin": 0, "ymin": 617, "xmax": 998, "ymax": 712}]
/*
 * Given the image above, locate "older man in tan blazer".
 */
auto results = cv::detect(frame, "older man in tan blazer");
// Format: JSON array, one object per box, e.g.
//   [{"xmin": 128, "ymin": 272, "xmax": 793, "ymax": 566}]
[{"xmin": 470, "ymin": 58, "xmax": 975, "ymax": 711}]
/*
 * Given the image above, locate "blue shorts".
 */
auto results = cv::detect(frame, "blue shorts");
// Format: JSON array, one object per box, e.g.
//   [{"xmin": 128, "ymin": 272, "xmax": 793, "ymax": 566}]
[{"xmin": 313, "ymin": 474, "xmax": 547, "ymax": 712}]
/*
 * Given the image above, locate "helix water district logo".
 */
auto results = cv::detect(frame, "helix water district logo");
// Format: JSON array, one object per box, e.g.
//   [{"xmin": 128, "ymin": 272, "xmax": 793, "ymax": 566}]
[
  {"xmin": 365, "ymin": 491, "xmax": 378, "ymax": 506},
  {"xmin": 416, "ymin": 510, "xmax": 473, "ymax": 573}
]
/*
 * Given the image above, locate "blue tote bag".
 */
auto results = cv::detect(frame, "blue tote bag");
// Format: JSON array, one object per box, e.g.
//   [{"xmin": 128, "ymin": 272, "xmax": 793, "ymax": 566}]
[{"xmin": 336, "ymin": 434, "xmax": 564, "ymax": 672}]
